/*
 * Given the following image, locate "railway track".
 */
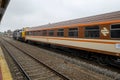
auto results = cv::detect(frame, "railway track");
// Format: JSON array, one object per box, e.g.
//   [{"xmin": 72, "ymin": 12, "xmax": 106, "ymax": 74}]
[
  {"xmin": 1, "ymin": 39, "xmax": 69, "ymax": 80},
  {"xmin": 1, "ymin": 37, "xmax": 119, "ymax": 80},
  {"xmin": 1, "ymin": 43, "xmax": 26, "ymax": 80}
]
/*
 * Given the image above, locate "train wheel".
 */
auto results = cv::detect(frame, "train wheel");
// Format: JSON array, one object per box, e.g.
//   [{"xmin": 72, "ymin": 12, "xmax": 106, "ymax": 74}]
[
  {"xmin": 107, "ymin": 56, "xmax": 120, "ymax": 68},
  {"xmin": 97, "ymin": 56, "xmax": 108, "ymax": 65}
]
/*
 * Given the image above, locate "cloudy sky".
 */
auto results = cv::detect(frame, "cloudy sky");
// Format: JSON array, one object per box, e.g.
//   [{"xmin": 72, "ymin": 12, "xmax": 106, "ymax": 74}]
[{"xmin": 0, "ymin": 0, "xmax": 120, "ymax": 32}]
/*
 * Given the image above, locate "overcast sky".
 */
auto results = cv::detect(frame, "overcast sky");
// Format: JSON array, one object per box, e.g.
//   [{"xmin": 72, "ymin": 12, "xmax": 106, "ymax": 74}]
[{"xmin": 0, "ymin": 0, "xmax": 120, "ymax": 32}]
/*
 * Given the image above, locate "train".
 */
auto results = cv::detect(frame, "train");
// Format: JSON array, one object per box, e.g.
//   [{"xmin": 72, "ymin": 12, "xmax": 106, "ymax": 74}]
[
  {"xmin": 13, "ymin": 11, "xmax": 120, "ymax": 67},
  {"xmin": 13, "ymin": 28, "xmax": 26, "ymax": 41}
]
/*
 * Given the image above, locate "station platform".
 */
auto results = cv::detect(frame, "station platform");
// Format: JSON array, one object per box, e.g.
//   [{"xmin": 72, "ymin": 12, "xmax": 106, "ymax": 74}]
[{"xmin": 0, "ymin": 46, "xmax": 12, "ymax": 80}]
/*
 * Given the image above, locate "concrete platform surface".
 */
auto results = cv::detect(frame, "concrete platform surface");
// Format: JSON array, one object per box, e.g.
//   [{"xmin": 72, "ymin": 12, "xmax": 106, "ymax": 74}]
[{"xmin": 0, "ymin": 46, "xmax": 12, "ymax": 80}]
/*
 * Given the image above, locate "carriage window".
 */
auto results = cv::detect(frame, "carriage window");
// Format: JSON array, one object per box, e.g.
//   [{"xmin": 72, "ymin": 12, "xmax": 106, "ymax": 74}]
[
  {"xmin": 36, "ymin": 31, "xmax": 38, "ymax": 36},
  {"xmin": 32, "ymin": 32, "xmax": 34, "ymax": 35},
  {"xmin": 31, "ymin": 32, "xmax": 34, "ymax": 35},
  {"xmin": 36, "ymin": 31, "xmax": 39, "ymax": 36},
  {"xmin": 27, "ymin": 32, "xmax": 29, "ymax": 35},
  {"xmin": 26, "ymin": 32, "xmax": 29, "ymax": 35},
  {"xmin": 28, "ymin": 31, "xmax": 32, "ymax": 35},
  {"xmin": 85, "ymin": 26, "xmax": 99, "ymax": 38},
  {"xmin": 34, "ymin": 31, "xmax": 37, "ymax": 36},
  {"xmin": 38, "ymin": 31, "xmax": 42, "ymax": 36},
  {"xmin": 111, "ymin": 24, "xmax": 120, "ymax": 38},
  {"xmin": 33, "ymin": 32, "xmax": 35, "ymax": 35},
  {"xmin": 57, "ymin": 29, "xmax": 64, "ymax": 37},
  {"xmin": 48, "ymin": 30, "xmax": 54, "ymax": 36},
  {"xmin": 36, "ymin": 31, "xmax": 40, "ymax": 36},
  {"xmin": 42, "ymin": 30, "xmax": 47, "ymax": 36},
  {"xmin": 68, "ymin": 28, "xmax": 78, "ymax": 37}
]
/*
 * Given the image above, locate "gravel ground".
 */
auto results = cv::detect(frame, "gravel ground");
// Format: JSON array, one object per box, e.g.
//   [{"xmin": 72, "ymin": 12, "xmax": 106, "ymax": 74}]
[{"xmin": 48, "ymin": 51, "xmax": 120, "ymax": 79}]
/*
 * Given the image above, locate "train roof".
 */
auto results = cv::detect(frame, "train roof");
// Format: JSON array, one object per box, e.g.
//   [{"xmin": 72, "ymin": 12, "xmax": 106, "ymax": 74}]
[{"xmin": 27, "ymin": 11, "xmax": 120, "ymax": 31}]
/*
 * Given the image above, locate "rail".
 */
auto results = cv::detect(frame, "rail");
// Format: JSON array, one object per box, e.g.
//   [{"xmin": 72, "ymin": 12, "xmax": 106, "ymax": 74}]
[{"xmin": 2, "ymin": 38, "xmax": 69, "ymax": 80}]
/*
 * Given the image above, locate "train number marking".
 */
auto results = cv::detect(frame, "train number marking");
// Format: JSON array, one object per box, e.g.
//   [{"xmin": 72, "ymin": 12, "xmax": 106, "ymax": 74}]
[{"xmin": 101, "ymin": 27, "xmax": 109, "ymax": 36}]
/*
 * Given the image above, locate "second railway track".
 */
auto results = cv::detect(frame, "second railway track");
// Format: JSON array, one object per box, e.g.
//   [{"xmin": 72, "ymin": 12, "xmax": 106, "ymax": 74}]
[{"xmin": 1, "ymin": 38, "xmax": 69, "ymax": 80}]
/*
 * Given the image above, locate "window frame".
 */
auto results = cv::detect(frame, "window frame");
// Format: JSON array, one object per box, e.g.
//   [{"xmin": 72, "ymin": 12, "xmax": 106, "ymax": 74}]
[
  {"xmin": 42, "ymin": 30, "xmax": 47, "ymax": 36},
  {"xmin": 68, "ymin": 27, "xmax": 78, "ymax": 38},
  {"xmin": 38, "ymin": 31, "xmax": 42, "ymax": 36},
  {"xmin": 110, "ymin": 23, "xmax": 120, "ymax": 39},
  {"xmin": 57, "ymin": 29, "xmax": 64, "ymax": 37},
  {"xmin": 26, "ymin": 31, "xmax": 29, "ymax": 35},
  {"xmin": 48, "ymin": 30, "xmax": 54, "ymax": 36},
  {"xmin": 84, "ymin": 26, "xmax": 100, "ymax": 38}
]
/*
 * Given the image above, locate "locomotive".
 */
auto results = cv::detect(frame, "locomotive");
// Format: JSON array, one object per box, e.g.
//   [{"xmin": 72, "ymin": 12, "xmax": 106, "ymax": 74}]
[
  {"xmin": 13, "ymin": 28, "xmax": 26, "ymax": 41},
  {"xmin": 13, "ymin": 11, "xmax": 120, "ymax": 67}
]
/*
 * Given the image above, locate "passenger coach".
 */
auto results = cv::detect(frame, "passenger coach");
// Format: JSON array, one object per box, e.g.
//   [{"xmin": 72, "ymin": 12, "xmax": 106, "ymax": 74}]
[{"xmin": 15, "ymin": 11, "xmax": 120, "ymax": 67}]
